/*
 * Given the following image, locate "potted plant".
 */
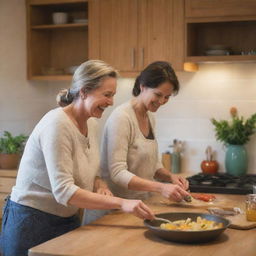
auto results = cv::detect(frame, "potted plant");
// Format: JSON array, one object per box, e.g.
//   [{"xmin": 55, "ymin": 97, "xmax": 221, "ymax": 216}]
[
  {"xmin": 211, "ymin": 107, "xmax": 256, "ymax": 176},
  {"xmin": 0, "ymin": 131, "xmax": 28, "ymax": 169}
]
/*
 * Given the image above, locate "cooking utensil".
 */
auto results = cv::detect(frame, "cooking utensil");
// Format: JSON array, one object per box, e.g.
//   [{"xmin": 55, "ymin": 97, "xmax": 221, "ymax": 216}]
[
  {"xmin": 154, "ymin": 217, "xmax": 172, "ymax": 223},
  {"xmin": 144, "ymin": 212, "xmax": 230, "ymax": 243},
  {"xmin": 205, "ymin": 146, "xmax": 213, "ymax": 161}
]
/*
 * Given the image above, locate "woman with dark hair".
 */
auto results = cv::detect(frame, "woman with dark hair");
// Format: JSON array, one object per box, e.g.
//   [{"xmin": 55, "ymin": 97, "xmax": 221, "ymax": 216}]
[
  {"xmin": 101, "ymin": 61, "xmax": 189, "ymax": 201},
  {"xmin": 1, "ymin": 60, "xmax": 154, "ymax": 256}
]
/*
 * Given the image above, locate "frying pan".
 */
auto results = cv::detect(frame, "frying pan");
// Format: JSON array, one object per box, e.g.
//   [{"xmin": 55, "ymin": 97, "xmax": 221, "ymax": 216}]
[{"xmin": 144, "ymin": 212, "xmax": 230, "ymax": 243}]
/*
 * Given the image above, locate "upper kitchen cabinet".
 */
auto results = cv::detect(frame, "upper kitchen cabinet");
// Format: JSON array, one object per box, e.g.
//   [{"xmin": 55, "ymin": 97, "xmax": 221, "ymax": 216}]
[
  {"xmin": 139, "ymin": 0, "xmax": 184, "ymax": 71},
  {"xmin": 89, "ymin": 0, "xmax": 184, "ymax": 76},
  {"xmin": 185, "ymin": 0, "xmax": 256, "ymax": 18},
  {"xmin": 26, "ymin": 0, "xmax": 89, "ymax": 81},
  {"xmin": 89, "ymin": 0, "xmax": 138, "ymax": 74},
  {"xmin": 185, "ymin": 0, "xmax": 256, "ymax": 63}
]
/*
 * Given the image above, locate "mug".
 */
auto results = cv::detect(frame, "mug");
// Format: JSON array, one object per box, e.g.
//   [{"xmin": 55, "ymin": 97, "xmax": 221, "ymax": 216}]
[{"xmin": 52, "ymin": 12, "xmax": 68, "ymax": 24}]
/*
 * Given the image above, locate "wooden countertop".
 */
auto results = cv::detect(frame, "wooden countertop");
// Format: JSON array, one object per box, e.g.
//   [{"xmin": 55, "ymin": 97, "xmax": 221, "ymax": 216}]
[{"xmin": 29, "ymin": 194, "xmax": 255, "ymax": 256}]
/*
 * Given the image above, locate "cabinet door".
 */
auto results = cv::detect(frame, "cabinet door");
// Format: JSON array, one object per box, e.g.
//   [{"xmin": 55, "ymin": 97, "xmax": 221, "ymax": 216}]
[
  {"xmin": 139, "ymin": 0, "xmax": 184, "ymax": 71},
  {"xmin": 98, "ymin": 0, "xmax": 138, "ymax": 72},
  {"xmin": 185, "ymin": 0, "xmax": 256, "ymax": 18},
  {"xmin": 89, "ymin": 0, "xmax": 184, "ymax": 73}
]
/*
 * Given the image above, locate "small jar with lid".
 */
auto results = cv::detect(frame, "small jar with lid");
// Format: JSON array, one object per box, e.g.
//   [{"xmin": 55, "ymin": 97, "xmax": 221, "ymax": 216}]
[{"xmin": 245, "ymin": 194, "xmax": 256, "ymax": 221}]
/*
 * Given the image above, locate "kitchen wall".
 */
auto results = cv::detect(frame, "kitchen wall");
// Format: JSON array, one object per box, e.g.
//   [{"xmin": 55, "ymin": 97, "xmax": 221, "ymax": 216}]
[{"xmin": 1, "ymin": 0, "xmax": 256, "ymax": 174}]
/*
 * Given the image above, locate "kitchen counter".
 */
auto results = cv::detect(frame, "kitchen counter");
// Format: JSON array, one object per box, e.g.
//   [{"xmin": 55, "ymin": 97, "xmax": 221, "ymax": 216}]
[{"xmin": 29, "ymin": 194, "xmax": 255, "ymax": 256}]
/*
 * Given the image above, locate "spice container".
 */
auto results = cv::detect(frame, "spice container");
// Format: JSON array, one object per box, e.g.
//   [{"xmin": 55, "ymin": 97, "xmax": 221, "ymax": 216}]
[{"xmin": 245, "ymin": 194, "xmax": 256, "ymax": 221}]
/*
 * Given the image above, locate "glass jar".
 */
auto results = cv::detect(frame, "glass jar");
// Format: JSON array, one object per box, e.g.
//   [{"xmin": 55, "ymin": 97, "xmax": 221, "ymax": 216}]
[{"xmin": 245, "ymin": 194, "xmax": 256, "ymax": 221}]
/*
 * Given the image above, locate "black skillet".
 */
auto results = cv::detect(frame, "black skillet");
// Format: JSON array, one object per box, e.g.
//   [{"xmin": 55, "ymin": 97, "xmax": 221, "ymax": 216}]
[{"xmin": 144, "ymin": 212, "xmax": 230, "ymax": 243}]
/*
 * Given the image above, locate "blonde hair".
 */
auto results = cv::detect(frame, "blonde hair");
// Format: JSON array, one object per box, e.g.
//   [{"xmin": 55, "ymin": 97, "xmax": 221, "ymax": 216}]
[{"xmin": 56, "ymin": 60, "xmax": 118, "ymax": 107}]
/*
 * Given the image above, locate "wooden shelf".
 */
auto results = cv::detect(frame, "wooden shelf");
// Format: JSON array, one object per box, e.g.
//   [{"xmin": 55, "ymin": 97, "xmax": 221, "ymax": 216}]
[
  {"xmin": 185, "ymin": 19, "xmax": 256, "ymax": 64},
  {"xmin": 26, "ymin": 0, "xmax": 88, "ymax": 81},
  {"xmin": 184, "ymin": 1, "xmax": 256, "ymax": 65},
  {"xmin": 31, "ymin": 22, "xmax": 88, "ymax": 29},
  {"xmin": 186, "ymin": 55, "xmax": 256, "ymax": 63}
]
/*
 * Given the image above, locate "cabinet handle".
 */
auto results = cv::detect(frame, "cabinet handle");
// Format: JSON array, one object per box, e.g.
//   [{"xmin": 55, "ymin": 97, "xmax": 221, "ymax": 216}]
[
  {"xmin": 141, "ymin": 48, "xmax": 144, "ymax": 68},
  {"xmin": 131, "ymin": 48, "xmax": 135, "ymax": 69}
]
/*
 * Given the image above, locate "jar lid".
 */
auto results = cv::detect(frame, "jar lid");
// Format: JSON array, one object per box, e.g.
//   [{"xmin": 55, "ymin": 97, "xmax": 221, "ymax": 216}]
[{"xmin": 247, "ymin": 194, "xmax": 256, "ymax": 202}]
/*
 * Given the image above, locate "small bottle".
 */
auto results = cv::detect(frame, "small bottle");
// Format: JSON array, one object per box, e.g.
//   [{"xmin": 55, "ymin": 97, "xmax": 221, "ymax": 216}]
[{"xmin": 245, "ymin": 194, "xmax": 256, "ymax": 221}]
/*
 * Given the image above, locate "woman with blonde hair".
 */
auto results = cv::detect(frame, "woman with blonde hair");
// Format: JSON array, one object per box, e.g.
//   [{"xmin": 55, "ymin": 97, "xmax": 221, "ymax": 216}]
[{"xmin": 1, "ymin": 60, "xmax": 154, "ymax": 256}]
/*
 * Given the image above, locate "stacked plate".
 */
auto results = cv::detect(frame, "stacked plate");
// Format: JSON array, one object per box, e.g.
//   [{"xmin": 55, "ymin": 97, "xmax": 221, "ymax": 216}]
[
  {"xmin": 73, "ymin": 18, "xmax": 88, "ymax": 24},
  {"xmin": 205, "ymin": 45, "xmax": 230, "ymax": 56}
]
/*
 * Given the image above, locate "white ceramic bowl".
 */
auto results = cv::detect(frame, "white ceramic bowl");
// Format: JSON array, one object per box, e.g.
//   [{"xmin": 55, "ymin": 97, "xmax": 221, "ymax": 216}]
[{"xmin": 52, "ymin": 12, "xmax": 68, "ymax": 25}]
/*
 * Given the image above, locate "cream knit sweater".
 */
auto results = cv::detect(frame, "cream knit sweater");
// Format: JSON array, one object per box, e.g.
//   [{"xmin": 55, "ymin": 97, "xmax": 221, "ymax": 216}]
[
  {"xmin": 101, "ymin": 101, "xmax": 163, "ymax": 199},
  {"xmin": 11, "ymin": 108, "xmax": 100, "ymax": 217}
]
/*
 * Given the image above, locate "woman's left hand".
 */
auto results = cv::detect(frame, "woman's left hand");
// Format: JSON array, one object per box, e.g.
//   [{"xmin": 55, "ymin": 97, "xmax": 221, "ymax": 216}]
[
  {"xmin": 96, "ymin": 187, "xmax": 113, "ymax": 196},
  {"xmin": 94, "ymin": 176, "xmax": 113, "ymax": 196},
  {"xmin": 170, "ymin": 174, "xmax": 189, "ymax": 191}
]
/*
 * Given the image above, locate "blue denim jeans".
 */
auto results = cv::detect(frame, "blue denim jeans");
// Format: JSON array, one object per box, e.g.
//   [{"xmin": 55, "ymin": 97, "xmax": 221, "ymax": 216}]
[
  {"xmin": 82, "ymin": 209, "xmax": 112, "ymax": 225},
  {"xmin": 1, "ymin": 196, "xmax": 80, "ymax": 256}
]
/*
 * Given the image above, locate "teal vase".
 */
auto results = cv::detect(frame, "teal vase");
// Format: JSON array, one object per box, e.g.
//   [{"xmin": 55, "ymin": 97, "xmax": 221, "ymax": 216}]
[{"xmin": 225, "ymin": 144, "xmax": 248, "ymax": 176}]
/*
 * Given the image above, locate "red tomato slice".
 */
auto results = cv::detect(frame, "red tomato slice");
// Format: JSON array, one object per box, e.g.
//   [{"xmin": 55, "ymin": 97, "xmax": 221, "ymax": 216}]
[{"xmin": 191, "ymin": 193, "xmax": 216, "ymax": 202}]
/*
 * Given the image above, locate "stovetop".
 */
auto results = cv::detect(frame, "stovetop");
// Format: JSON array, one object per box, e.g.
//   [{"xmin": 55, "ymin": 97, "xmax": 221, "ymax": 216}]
[{"xmin": 187, "ymin": 173, "xmax": 256, "ymax": 195}]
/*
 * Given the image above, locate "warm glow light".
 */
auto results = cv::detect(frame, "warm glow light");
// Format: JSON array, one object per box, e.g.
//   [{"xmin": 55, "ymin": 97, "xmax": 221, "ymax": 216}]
[{"xmin": 184, "ymin": 62, "xmax": 199, "ymax": 72}]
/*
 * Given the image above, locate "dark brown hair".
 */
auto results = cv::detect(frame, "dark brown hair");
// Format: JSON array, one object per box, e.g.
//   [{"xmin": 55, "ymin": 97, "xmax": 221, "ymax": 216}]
[{"xmin": 132, "ymin": 61, "xmax": 179, "ymax": 97}]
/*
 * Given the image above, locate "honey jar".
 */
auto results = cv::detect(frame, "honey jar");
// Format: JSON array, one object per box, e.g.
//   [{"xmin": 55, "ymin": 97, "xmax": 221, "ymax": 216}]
[{"xmin": 245, "ymin": 194, "xmax": 256, "ymax": 222}]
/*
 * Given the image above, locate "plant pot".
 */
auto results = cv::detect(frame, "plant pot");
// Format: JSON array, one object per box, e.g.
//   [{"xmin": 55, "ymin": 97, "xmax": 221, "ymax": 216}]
[
  {"xmin": 0, "ymin": 153, "xmax": 21, "ymax": 169},
  {"xmin": 201, "ymin": 160, "xmax": 219, "ymax": 174},
  {"xmin": 225, "ymin": 144, "xmax": 247, "ymax": 176}
]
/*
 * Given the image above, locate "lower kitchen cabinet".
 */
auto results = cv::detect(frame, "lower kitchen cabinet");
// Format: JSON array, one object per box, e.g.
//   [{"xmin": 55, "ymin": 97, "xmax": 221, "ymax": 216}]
[{"xmin": 0, "ymin": 170, "xmax": 17, "ymax": 218}]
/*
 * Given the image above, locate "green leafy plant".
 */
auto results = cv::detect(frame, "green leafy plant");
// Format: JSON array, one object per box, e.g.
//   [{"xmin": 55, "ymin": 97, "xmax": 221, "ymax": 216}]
[
  {"xmin": 211, "ymin": 107, "xmax": 256, "ymax": 145},
  {"xmin": 0, "ymin": 131, "xmax": 28, "ymax": 154}
]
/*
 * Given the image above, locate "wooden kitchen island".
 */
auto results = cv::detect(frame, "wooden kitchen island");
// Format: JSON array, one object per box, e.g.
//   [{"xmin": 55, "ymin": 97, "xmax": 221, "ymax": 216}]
[{"xmin": 29, "ymin": 194, "xmax": 255, "ymax": 256}]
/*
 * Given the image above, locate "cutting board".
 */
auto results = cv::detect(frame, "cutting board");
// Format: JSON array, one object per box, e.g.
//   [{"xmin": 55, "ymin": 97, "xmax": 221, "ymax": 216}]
[
  {"xmin": 207, "ymin": 207, "xmax": 256, "ymax": 230},
  {"xmin": 226, "ymin": 214, "xmax": 256, "ymax": 230},
  {"xmin": 161, "ymin": 197, "xmax": 233, "ymax": 209}
]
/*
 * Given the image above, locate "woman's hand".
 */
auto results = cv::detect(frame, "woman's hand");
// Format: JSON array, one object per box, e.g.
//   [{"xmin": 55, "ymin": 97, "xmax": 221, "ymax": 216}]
[
  {"xmin": 160, "ymin": 183, "xmax": 190, "ymax": 202},
  {"xmin": 96, "ymin": 187, "xmax": 113, "ymax": 196},
  {"xmin": 93, "ymin": 176, "xmax": 113, "ymax": 196},
  {"xmin": 170, "ymin": 174, "xmax": 189, "ymax": 190},
  {"xmin": 154, "ymin": 168, "xmax": 189, "ymax": 191},
  {"xmin": 121, "ymin": 199, "xmax": 155, "ymax": 220}
]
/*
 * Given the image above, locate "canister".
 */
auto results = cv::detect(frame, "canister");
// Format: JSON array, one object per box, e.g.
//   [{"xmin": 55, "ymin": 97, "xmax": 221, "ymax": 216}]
[{"xmin": 171, "ymin": 152, "xmax": 181, "ymax": 173}]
